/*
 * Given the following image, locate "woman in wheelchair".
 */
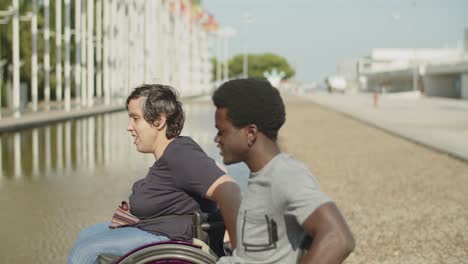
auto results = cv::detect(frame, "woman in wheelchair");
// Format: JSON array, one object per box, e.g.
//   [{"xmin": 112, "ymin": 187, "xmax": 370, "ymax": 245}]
[
  {"xmin": 98, "ymin": 211, "xmax": 229, "ymax": 264},
  {"xmin": 67, "ymin": 84, "xmax": 241, "ymax": 264}
]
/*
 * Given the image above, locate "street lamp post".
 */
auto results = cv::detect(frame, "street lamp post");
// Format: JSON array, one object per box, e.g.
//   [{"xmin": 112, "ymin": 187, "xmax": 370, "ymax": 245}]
[
  {"xmin": 242, "ymin": 13, "xmax": 253, "ymax": 78},
  {"xmin": 12, "ymin": 0, "xmax": 20, "ymax": 117},
  {"xmin": 56, "ymin": 0, "xmax": 62, "ymax": 109},
  {"xmin": 221, "ymin": 26, "xmax": 236, "ymax": 82},
  {"xmin": 44, "ymin": 0, "xmax": 51, "ymax": 110},
  {"xmin": 31, "ymin": 0, "xmax": 38, "ymax": 111}
]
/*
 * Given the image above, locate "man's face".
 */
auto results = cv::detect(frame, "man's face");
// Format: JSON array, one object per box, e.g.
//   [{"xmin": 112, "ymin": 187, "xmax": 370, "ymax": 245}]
[
  {"xmin": 127, "ymin": 97, "xmax": 160, "ymax": 154},
  {"xmin": 214, "ymin": 108, "xmax": 249, "ymax": 165}
]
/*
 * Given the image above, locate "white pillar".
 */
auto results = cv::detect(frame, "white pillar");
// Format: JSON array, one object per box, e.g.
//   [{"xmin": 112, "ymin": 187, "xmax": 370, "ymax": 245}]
[
  {"xmin": 64, "ymin": 0, "xmax": 71, "ymax": 111},
  {"xmin": 103, "ymin": 0, "xmax": 110, "ymax": 105},
  {"xmin": 81, "ymin": 0, "xmax": 87, "ymax": 106},
  {"xmin": 12, "ymin": 0, "xmax": 20, "ymax": 117},
  {"xmin": 44, "ymin": 0, "xmax": 51, "ymax": 110},
  {"xmin": 87, "ymin": 0, "xmax": 94, "ymax": 106},
  {"xmin": 172, "ymin": 0, "xmax": 181, "ymax": 88},
  {"xmin": 125, "ymin": 1, "xmax": 131, "ymax": 93},
  {"xmin": 31, "ymin": 0, "xmax": 38, "ymax": 111},
  {"xmin": 55, "ymin": 0, "xmax": 62, "ymax": 109},
  {"xmin": 96, "ymin": 0, "xmax": 102, "ymax": 99},
  {"xmin": 74, "ymin": 0, "xmax": 81, "ymax": 107},
  {"xmin": 143, "ymin": 0, "xmax": 148, "ymax": 82},
  {"xmin": 162, "ymin": 0, "xmax": 170, "ymax": 84}
]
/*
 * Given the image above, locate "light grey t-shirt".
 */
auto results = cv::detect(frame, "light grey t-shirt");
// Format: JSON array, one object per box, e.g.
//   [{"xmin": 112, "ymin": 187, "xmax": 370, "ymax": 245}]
[{"xmin": 218, "ymin": 153, "xmax": 332, "ymax": 264}]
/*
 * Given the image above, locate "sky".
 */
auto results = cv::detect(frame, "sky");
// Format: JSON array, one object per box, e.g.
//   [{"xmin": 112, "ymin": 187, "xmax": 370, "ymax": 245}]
[{"xmin": 202, "ymin": 0, "xmax": 468, "ymax": 84}]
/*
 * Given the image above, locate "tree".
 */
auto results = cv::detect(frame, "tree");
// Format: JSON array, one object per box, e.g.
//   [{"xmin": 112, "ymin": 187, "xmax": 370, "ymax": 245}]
[{"xmin": 227, "ymin": 53, "xmax": 295, "ymax": 80}]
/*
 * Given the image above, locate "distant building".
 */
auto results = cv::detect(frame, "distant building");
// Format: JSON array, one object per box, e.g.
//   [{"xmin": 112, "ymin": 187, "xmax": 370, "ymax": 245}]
[{"xmin": 338, "ymin": 30, "xmax": 468, "ymax": 100}]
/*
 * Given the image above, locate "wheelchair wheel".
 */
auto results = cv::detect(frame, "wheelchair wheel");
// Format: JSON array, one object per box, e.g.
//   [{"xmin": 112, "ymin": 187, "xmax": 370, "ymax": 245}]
[{"xmin": 117, "ymin": 243, "xmax": 217, "ymax": 264}]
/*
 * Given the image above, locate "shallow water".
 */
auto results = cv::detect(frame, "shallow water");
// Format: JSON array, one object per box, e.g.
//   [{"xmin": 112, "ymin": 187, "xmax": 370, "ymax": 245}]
[{"xmin": 0, "ymin": 102, "xmax": 249, "ymax": 263}]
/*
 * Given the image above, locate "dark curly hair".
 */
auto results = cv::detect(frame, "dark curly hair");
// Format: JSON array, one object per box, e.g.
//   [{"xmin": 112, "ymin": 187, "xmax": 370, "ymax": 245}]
[
  {"xmin": 126, "ymin": 84, "xmax": 185, "ymax": 139},
  {"xmin": 212, "ymin": 78, "xmax": 285, "ymax": 140}
]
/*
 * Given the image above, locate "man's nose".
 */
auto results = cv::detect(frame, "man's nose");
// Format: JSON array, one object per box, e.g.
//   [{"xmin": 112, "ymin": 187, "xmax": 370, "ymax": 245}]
[{"xmin": 213, "ymin": 135, "xmax": 219, "ymax": 143}]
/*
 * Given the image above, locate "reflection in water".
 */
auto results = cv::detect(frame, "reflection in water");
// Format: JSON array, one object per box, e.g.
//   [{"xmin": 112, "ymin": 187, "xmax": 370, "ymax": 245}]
[
  {"xmin": 0, "ymin": 103, "xmax": 248, "ymax": 185},
  {"xmin": 0, "ymin": 137, "xmax": 2, "ymax": 179},
  {"xmin": 65, "ymin": 122, "xmax": 72, "ymax": 170},
  {"xmin": 0, "ymin": 113, "xmax": 140, "ymax": 182},
  {"xmin": 96, "ymin": 116, "xmax": 102, "ymax": 165},
  {"xmin": 76, "ymin": 120, "xmax": 81, "ymax": 168},
  {"xmin": 32, "ymin": 128, "xmax": 39, "ymax": 177},
  {"xmin": 45, "ymin": 126, "xmax": 51, "ymax": 175},
  {"xmin": 104, "ymin": 114, "xmax": 110, "ymax": 165},
  {"xmin": 88, "ymin": 118, "xmax": 95, "ymax": 170},
  {"xmin": 57, "ymin": 123, "xmax": 63, "ymax": 170},
  {"xmin": 14, "ymin": 133, "xmax": 21, "ymax": 178}
]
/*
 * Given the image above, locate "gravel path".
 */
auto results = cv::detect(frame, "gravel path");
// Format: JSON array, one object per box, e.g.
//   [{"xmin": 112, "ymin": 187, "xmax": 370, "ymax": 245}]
[{"xmin": 278, "ymin": 96, "xmax": 468, "ymax": 263}]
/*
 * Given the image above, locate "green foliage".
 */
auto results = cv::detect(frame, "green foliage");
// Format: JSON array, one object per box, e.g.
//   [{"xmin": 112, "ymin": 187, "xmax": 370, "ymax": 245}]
[{"xmin": 227, "ymin": 53, "xmax": 295, "ymax": 80}]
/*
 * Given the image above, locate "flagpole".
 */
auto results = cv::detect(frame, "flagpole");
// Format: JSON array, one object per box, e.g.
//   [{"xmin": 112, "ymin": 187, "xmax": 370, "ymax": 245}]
[
  {"xmin": 55, "ymin": 0, "xmax": 62, "ymax": 109},
  {"xmin": 31, "ymin": 0, "xmax": 38, "ymax": 111},
  {"xmin": 12, "ymin": 0, "xmax": 20, "ymax": 117},
  {"xmin": 64, "ymin": 0, "xmax": 71, "ymax": 111}
]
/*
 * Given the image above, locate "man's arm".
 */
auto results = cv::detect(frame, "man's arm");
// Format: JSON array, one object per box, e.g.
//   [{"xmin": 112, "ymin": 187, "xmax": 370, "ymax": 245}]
[
  {"xmin": 206, "ymin": 174, "xmax": 241, "ymax": 249},
  {"xmin": 301, "ymin": 202, "xmax": 355, "ymax": 264}
]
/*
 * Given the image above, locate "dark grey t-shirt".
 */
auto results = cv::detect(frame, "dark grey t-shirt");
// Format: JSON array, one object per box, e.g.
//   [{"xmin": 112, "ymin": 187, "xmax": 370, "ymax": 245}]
[{"xmin": 129, "ymin": 136, "xmax": 224, "ymax": 240}]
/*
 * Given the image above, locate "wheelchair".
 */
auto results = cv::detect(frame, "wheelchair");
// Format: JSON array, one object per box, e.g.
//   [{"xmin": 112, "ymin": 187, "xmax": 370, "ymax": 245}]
[{"xmin": 97, "ymin": 211, "xmax": 228, "ymax": 264}]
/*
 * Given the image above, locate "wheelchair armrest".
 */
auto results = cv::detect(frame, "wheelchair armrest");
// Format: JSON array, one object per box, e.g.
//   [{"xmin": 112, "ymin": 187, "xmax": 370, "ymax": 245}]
[
  {"xmin": 192, "ymin": 211, "xmax": 226, "ymax": 258},
  {"xmin": 192, "ymin": 211, "xmax": 225, "ymax": 239}
]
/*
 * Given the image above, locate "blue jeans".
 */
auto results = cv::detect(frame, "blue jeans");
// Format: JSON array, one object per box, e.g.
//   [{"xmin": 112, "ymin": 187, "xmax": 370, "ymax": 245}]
[{"xmin": 68, "ymin": 222, "xmax": 169, "ymax": 264}]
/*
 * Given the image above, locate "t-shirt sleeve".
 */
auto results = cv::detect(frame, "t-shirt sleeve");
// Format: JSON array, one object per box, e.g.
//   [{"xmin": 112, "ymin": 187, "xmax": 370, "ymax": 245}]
[
  {"xmin": 166, "ymin": 140, "xmax": 225, "ymax": 197},
  {"xmin": 273, "ymin": 160, "xmax": 332, "ymax": 225}
]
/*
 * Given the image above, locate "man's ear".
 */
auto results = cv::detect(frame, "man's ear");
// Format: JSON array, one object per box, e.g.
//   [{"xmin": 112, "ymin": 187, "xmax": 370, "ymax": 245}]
[{"xmin": 246, "ymin": 124, "xmax": 258, "ymax": 147}]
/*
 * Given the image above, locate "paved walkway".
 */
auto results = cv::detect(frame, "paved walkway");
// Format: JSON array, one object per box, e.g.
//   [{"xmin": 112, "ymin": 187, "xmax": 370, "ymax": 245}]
[
  {"xmin": 301, "ymin": 91, "xmax": 468, "ymax": 162},
  {"xmin": 0, "ymin": 104, "xmax": 125, "ymax": 133}
]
